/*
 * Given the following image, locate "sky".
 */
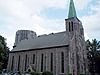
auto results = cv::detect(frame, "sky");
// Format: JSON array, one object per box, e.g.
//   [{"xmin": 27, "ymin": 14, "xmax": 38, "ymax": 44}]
[{"xmin": 0, "ymin": 0, "xmax": 100, "ymax": 50}]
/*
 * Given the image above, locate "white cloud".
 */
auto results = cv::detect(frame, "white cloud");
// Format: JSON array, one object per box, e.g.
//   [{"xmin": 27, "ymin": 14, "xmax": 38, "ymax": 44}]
[
  {"xmin": 75, "ymin": 0, "xmax": 92, "ymax": 10},
  {"xmin": 80, "ymin": 0, "xmax": 100, "ymax": 40},
  {"xmin": 0, "ymin": 0, "xmax": 67, "ymax": 49}
]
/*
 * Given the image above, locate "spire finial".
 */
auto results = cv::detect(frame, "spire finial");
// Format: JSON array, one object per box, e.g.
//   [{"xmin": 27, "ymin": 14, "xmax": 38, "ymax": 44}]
[{"xmin": 68, "ymin": 0, "xmax": 77, "ymax": 18}]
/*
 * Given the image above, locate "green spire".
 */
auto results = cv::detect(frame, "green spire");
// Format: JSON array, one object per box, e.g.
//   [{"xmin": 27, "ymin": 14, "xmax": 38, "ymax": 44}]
[{"xmin": 68, "ymin": 0, "xmax": 77, "ymax": 18}]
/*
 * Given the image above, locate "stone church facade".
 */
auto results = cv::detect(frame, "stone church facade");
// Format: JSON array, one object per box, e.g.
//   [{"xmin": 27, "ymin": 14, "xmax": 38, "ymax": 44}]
[{"xmin": 7, "ymin": 0, "xmax": 88, "ymax": 75}]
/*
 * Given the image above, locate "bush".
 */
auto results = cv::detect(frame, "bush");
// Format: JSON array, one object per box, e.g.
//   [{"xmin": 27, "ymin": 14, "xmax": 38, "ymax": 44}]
[
  {"xmin": 35, "ymin": 72, "xmax": 40, "ymax": 75},
  {"xmin": 30, "ymin": 72, "xmax": 35, "ymax": 75},
  {"xmin": 0, "ymin": 70, "xmax": 1, "ymax": 73},
  {"xmin": 68, "ymin": 73, "xmax": 72, "ymax": 75},
  {"xmin": 80, "ymin": 74, "xmax": 85, "ymax": 75},
  {"xmin": 42, "ymin": 71, "xmax": 53, "ymax": 75},
  {"xmin": 30, "ymin": 72, "xmax": 40, "ymax": 75}
]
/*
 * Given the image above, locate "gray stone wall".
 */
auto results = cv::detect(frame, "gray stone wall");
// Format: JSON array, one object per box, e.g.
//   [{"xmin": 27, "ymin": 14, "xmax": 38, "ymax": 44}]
[
  {"xmin": 7, "ymin": 46, "xmax": 69, "ymax": 75},
  {"xmin": 65, "ymin": 17, "xmax": 88, "ymax": 75}
]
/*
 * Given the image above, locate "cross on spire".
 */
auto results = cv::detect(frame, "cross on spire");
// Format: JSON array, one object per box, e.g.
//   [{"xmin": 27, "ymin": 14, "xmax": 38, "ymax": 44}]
[{"xmin": 68, "ymin": 0, "xmax": 77, "ymax": 18}]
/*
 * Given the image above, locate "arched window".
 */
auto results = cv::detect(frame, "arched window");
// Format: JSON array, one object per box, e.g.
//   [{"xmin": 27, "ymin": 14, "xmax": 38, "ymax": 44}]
[
  {"xmin": 51, "ymin": 53, "xmax": 53, "ymax": 72},
  {"xmin": 69, "ymin": 21, "xmax": 74, "ymax": 32},
  {"xmin": 33, "ymin": 54, "xmax": 35, "ymax": 64},
  {"xmin": 24, "ymin": 54, "xmax": 27, "ymax": 71},
  {"xmin": 18, "ymin": 55, "xmax": 20, "ymax": 71},
  {"xmin": 71, "ymin": 21, "xmax": 74, "ymax": 31},
  {"xmin": 11, "ymin": 56, "xmax": 14, "ymax": 71},
  {"xmin": 61, "ymin": 52, "xmax": 64, "ymax": 73},
  {"xmin": 41, "ymin": 54, "xmax": 44, "ymax": 72},
  {"xmin": 69, "ymin": 22, "xmax": 71, "ymax": 32}
]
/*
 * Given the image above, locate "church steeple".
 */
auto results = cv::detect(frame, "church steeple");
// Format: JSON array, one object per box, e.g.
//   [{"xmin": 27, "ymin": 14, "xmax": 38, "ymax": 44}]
[
  {"xmin": 68, "ymin": 0, "xmax": 77, "ymax": 18},
  {"xmin": 65, "ymin": 0, "xmax": 84, "ymax": 34}
]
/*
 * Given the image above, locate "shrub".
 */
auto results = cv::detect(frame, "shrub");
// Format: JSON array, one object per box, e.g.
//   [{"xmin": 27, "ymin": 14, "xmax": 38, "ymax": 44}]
[
  {"xmin": 68, "ymin": 73, "xmax": 72, "ymax": 75},
  {"xmin": 30, "ymin": 72, "xmax": 40, "ymax": 75},
  {"xmin": 80, "ymin": 74, "xmax": 85, "ymax": 75},
  {"xmin": 0, "ymin": 71, "xmax": 1, "ymax": 73},
  {"xmin": 30, "ymin": 72, "xmax": 35, "ymax": 75},
  {"xmin": 35, "ymin": 72, "xmax": 40, "ymax": 75},
  {"xmin": 42, "ymin": 71, "xmax": 53, "ymax": 75}
]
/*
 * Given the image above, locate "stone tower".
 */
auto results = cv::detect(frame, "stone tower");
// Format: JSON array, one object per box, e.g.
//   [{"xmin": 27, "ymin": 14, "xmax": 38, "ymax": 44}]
[
  {"xmin": 65, "ymin": 0, "xmax": 88, "ymax": 75},
  {"xmin": 14, "ymin": 30, "xmax": 37, "ymax": 47}
]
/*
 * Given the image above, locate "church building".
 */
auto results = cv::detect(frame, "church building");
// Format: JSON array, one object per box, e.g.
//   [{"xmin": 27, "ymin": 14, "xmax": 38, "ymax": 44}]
[{"xmin": 7, "ymin": 0, "xmax": 88, "ymax": 75}]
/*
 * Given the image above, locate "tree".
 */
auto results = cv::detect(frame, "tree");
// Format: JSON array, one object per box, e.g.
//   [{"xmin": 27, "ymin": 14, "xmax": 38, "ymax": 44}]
[
  {"xmin": 86, "ymin": 39, "xmax": 100, "ymax": 75},
  {"xmin": 0, "ymin": 35, "xmax": 9, "ymax": 71},
  {"xmin": 95, "ymin": 51, "xmax": 100, "ymax": 75}
]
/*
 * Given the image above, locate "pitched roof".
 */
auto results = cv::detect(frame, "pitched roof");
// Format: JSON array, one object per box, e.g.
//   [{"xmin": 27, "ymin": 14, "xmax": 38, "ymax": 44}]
[{"xmin": 11, "ymin": 31, "xmax": 69, "ymax": 52}]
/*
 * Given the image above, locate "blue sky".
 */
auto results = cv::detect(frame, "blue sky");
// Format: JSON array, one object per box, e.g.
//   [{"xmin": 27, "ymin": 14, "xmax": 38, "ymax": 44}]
[{"xmin": 0, "ymin": 0, "xmax": 100, "ymax": 50}]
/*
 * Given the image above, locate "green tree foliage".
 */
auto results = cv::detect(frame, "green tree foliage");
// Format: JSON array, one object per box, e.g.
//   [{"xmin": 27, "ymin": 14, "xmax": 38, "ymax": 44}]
[
  {"xmin": 95, "ymin": 51, "xmax": 100, "ymax": 74},
  {"xmin": 86, "ymin": 39, "xmax": 100, "ymax": 75},
  {"xmin": 0, "ymin": 35, "xmax": 9, "ymax": 71}
]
